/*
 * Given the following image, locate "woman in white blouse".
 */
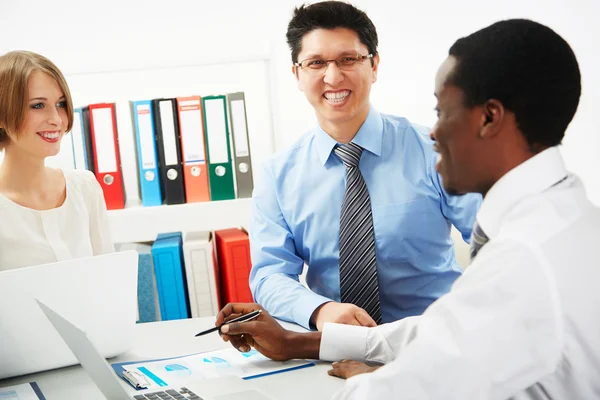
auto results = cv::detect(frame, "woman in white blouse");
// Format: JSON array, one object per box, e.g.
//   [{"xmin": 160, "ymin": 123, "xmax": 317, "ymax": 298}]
[{"xmin": 0, "ymin": 51, "xmax": 114, "ymax": 271}]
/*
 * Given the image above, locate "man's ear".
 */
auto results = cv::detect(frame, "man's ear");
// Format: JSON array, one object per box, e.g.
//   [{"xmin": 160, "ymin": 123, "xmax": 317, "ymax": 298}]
[
  {"xmin": 479, "ymin": 99, "xmax": 504, "ymax": 139},
  {"xmin": 292, "ymin": 65, "xmax": 304, "ymax": 92},
  {"xmin": 371, "ymin": 53, "xmax": 380, "ymax": 83}
]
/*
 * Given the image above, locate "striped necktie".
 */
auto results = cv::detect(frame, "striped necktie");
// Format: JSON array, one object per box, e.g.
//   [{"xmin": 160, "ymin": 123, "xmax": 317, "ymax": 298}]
[
  {"xmin": 469, "ymin": 220, "xmax": 489, "ymax": 262},
  {"xmin": 334, "ymin": 142, "xmax": 382, "ymax": 324}
]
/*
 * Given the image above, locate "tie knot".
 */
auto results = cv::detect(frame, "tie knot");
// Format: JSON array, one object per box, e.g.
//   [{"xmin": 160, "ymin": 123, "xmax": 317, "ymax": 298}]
[{"xmin": 334, "ymin": 142, "xmax": 363, "ymax": 168}]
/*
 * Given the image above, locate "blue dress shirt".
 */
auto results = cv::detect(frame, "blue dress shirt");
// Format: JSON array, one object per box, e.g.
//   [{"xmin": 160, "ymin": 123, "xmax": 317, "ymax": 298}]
[{"xmin": 249, "ymin": 107, "xmax": 482, "ymax": 329}]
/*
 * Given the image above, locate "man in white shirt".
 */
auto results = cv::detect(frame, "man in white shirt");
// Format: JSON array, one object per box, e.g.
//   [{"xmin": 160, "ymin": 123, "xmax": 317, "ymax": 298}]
[{"xmin": 216, "ymin": 18, "xmax": 600, "ymax": 399}]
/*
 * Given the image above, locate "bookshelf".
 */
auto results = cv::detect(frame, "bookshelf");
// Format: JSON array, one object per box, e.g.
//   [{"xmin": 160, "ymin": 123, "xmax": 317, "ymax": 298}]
[
  {"xmin": 107, "ymin": 198, "xmax": 252, "ymax": 244},
  {"xmin": 57, "ymin": 56, "xmax": 277, "ymax": 246}
]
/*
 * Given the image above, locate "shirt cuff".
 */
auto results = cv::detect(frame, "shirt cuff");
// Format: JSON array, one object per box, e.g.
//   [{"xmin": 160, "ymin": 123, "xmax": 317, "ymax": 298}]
[
  {"xmin": 294, "ymin": 294, "xmax": 332, "ymax": 330},
  {"xmin": 319, "ymin": 323, "xmax": 369, "ymax": 362}
]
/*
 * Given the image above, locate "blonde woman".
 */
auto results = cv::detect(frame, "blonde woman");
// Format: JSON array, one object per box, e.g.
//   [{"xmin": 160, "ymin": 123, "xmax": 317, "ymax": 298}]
[{"xmin": 0, "ymin": 51, "xmax": 113, "ymax": 271}]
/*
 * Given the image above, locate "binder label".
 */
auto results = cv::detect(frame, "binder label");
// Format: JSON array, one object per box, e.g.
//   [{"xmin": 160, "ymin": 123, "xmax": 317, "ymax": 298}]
[
  {"xmin": 159, "ymin": 101, "xmax": 178, "ymax": 166},
  {"xmin": 178, "ymin": 100, "xmax": 206, "ymax": 163},
  {"xmin": 136, "ymin": 104, "xmax": 157, "ymax": 169},
  {"xmin": 230, "ymin": 100, "xmax": 249, "ymax": 157},
  {"xmin": 91, "ymin": 107, "xmax": 118, "ymax": 173},
  {"xmin": 204, "ymin": 99, "xmax": 229, "ymax": 164}
]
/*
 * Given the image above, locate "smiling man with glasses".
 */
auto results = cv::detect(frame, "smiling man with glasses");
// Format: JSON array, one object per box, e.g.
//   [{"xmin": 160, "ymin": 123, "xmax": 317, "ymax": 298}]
[{"xmin": 249, "ymin": 0, "xmax": 482, "ymax": 332}]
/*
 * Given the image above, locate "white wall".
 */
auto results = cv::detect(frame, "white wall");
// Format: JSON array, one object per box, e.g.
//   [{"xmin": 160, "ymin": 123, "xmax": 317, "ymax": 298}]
[{"xmin": 1, "ymin": 0, "xmax": 598, "ymax": 205}]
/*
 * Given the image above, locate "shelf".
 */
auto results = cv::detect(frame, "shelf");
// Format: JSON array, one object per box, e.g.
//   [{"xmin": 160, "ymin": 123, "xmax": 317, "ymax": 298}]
[{"xmin": 107, "ymin": 198, "xmax": 252, "ymax": 244}]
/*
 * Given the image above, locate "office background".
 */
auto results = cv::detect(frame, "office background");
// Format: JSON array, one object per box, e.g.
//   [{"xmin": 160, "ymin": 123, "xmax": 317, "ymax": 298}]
[{"xmin": 0, "ymin": 0, "xmax": 598, "ymax": 248}]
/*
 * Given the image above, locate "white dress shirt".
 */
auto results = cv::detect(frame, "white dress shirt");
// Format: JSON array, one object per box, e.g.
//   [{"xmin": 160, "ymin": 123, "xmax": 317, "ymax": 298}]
[
  {"xmin": 321, "ymin": 147, "xmax": 600, "ymax": 399},
  {"xmin": 0, "ymin": 169, "xmax": 114, "ymax": 271}
]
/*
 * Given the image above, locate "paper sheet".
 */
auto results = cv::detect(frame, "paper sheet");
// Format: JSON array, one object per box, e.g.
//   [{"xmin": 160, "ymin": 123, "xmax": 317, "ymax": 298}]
[
  {"xmin": 115, "ymin": 348, "xmax": 313, "ymax": 390},
  {"xmin": 0, "ymin": 383, "xmax": 44, "ymax": 400}
]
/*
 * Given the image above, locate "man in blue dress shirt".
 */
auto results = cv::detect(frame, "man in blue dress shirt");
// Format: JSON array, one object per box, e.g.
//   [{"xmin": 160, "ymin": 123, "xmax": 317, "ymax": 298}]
[{"xmin": 249, "ymin": 1, "xmax": 481, "ymax": 330}]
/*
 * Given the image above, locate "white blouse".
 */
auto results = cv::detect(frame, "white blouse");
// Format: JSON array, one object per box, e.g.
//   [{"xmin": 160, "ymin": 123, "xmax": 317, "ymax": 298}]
[{"xmin": 0, "ymin": 169, "xmax": 114, "ymax": 271}]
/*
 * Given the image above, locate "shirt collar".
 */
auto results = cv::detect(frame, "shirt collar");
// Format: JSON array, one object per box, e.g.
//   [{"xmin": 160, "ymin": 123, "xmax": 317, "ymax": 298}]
[
  {"xmin": 315, "ymin": 106, "xmax": 383, "ymax": 166},
  {"xmin": 477, "ymin": 146, "xmax": 568, "ymax": 239}
]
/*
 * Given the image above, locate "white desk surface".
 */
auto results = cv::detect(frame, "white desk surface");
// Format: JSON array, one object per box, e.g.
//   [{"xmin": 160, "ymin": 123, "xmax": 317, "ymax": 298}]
[{"xmin": 0, "ymin": 317, "xmax": 344, "ymax": 399}]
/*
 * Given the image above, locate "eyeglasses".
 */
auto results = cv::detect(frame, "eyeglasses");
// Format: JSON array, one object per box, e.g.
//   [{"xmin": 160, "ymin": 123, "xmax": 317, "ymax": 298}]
[{"xmin": 294, "ymin": 53, "xmax": 374, "ymax": 75}]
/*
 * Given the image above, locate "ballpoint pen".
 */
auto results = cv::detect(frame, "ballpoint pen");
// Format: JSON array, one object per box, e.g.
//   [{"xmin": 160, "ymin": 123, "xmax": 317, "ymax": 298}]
[{"xmin": 194, "ymin": 309, "xmax": 263, "ymax": 337}]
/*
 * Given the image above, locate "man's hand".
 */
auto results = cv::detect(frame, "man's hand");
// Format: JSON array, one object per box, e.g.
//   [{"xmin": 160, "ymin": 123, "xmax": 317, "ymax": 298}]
[
  {"xmin": 216, "ymin": 303, "xmax": 292, "ymax": 361},
  {"xmin": 216, "ymin": 303, "xmax": 321, "ymax": 361},
  {"xmin": 327, "ymin": 360, "xmax": 381, "ymax": 379},
  {"xmin": 311, "ymin": 302, "xmax": 377, "ymax": 331}
]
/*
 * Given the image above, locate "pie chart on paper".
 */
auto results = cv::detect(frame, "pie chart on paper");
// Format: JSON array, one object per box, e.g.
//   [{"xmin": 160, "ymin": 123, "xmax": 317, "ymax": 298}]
[
  {"xmin": 164, "ymin": 364, "xmax": 192, "ymax": 376},
  {"xmin": 241, "ymin": 349, "xmax": 259, "ymax": 358},
  {"xmin": 202, "ymin": 356, "xmax": 231, "ymax": 369}
]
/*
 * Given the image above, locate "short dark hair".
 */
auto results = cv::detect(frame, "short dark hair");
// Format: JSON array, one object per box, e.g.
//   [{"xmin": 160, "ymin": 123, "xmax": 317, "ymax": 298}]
[
  {"xmin": 286, "ymin": 1, "xmax": 378, "ymax": 64},
  {"xmin": 448, "ymin": 19, "xmax": 581, "ymax": 149}
]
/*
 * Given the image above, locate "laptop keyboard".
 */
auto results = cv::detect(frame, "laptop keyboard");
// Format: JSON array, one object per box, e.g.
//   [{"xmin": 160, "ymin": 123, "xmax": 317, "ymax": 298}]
[{"xmin": 133, "ymin": 387, "xmax": 203, "ymax": 400}]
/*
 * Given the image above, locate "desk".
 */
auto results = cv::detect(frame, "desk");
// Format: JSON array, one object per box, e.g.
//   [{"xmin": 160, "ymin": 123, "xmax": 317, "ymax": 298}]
[{"xmin": 0, "ymin": 317, "xmax": 344, "ymax": 399}]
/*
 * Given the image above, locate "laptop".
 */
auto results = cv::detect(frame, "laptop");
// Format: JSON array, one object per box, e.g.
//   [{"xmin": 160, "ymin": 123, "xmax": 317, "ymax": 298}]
[
  {"xmin": 0, "ymin": 251, "xmax": 138, "ymax": 379},
  {"xmin": 37, "ymin": 299, "xmax": 275, "ymax": 400}
]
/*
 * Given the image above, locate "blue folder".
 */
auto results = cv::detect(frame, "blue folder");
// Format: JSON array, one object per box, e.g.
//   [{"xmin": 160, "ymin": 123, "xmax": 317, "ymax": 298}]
[
  {"xmin": 135, "ymin": 244, "xmax": 160, "ymax": 323},
  {"xmin": 131, "ymin": 100, "xmax": 162, "ymax": 206},
  {"xmin": 151, "ymin": 232, "xmax": 190, "ymax": 321},
  {"xmin": 70, "ymin": 107, "xmax": 94, "ymax": 172},
  {"xmin": 116, "ymin": 243, "xmax": 161, "ymax": 323}
]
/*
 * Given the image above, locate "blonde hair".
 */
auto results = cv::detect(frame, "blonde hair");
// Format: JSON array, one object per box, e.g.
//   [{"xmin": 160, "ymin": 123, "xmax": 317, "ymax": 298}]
[{"xmin": 0, "ymin": 51, "xmax": 74, "ymax": 149}]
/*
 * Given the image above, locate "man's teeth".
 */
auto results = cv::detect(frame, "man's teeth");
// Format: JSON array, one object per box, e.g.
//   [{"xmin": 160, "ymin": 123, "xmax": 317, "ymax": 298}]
[
  {"xmin": 39, "ymin": 132, "xmax": 59, "ymax": 139},
  {"xmin": 324, "ymin": 91, "xmax": 350, "ymax": 103}
]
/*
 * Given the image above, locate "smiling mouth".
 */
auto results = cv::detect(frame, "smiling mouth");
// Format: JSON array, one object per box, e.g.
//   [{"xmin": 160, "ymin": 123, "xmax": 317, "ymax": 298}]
[
  {"xmin": 37, "ymin": 131, "xmax": 61, "ymax": 143},
  {"xmin": 323, "ymin": 90, "xmax": 351, "ymax": 104},
  {"xmin": 435, "ymin": 153, "xmax": 443, "ymax": 171}
]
